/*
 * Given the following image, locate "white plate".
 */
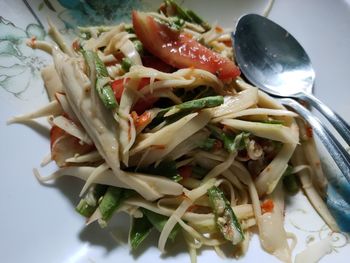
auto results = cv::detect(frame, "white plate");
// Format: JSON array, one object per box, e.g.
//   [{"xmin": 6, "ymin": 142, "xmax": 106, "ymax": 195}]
[{"xmin": 0, "ymin": 0, "xmax": 349, "ymax": 262}]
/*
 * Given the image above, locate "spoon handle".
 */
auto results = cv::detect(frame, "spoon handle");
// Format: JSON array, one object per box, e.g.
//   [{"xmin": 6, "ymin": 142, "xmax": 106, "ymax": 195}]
[
  {"xmin": 278, "ymin": 98, "xmax": 350, "ymax": 183},
  {"xmin": 299, "ymin": 92, "xmax": 350, "ymax": 146}
]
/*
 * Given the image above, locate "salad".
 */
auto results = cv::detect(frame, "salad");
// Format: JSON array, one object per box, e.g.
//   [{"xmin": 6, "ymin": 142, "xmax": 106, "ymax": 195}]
[{"xmin": 9, "ymin": 1, "xmax": 340, "ymax": 262}]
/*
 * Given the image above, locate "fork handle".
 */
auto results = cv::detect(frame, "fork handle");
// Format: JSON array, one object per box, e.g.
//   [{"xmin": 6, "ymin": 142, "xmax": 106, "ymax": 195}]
[
  {"xmin": 278, "ymin": 98, "xmax": 350, "ymax": 183},
  {"xmin": 299, "ymin": 91, "xmax": 350, "ymax": 146}
]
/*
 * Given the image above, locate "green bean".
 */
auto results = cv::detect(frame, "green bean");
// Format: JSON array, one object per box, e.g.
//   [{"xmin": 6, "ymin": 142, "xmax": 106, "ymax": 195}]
[
  {"xmin": 142, "ymin": 209, "xmax": 180, "ymax": 241},
  {"xmin": 75, "ymin": 184, "xmax": 107, "ymax": 217},
  {"xmin": 186, "ymin": 10, "xmax": 211, "ymax": 30},
  {"xmin": 163, "ymin": 0, "xmax": 211, "ymax": 31},
  {"xmin": 98, "ymin": 186, "xmax": 124, "ymax": 221},
  {"xmin": 97, "ymin": 188, "xmax": 135, "ymax": 227},
  {"xmin": 208, "ymin": 186, "xmax": 244, "ymax": 245},
  {"xmin": 232, "ymin": 132, "xmax": 250, "ymax": 151},
  {"xmin": 129, "ymin": 216, "xmax": 153, "ymax": 250},
  {"xmin": 82, "ymin": 50, "xmax": 117, "ymax": 109},
  {"xmin": 207, "ymin": 125, "xmax": 250, "ymax": 153},
  {"xmin": 133, "ymin": 40, "xmax": 143, "ymax": 54},
  {"xmin": 165, "ymin": 0, "xmax": 192, "ymax": 21},
  {"xmin": 198, "ymin": 138, "xmax": 217, "ymax": 151},
  {"xmin": 160, "ymin": 96, "xmax": 224, "ymax": 116},
  {"xmin": 283, "ymin": 165, "xmax": 299, "ymax": 194},
  {"xmin": 121, "ymin": 57, "xmax": 133, "ymax": 72},
  {"xmin": 137, "ymin": 160, "xmax": 179, "ymax": 182}
]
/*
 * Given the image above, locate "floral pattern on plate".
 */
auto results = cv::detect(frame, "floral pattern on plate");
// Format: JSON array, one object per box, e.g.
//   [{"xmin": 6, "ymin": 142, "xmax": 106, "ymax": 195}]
[
  {"xmin": 39, "ymin": 0, "xmax": 145, "ymax": 29},
  {"xmin": 0, "ymin": 16, "xmax": 47, "ymax": 99}
]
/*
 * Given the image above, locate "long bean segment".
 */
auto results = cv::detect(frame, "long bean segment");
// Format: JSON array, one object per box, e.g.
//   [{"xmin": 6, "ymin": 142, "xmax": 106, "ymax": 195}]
[
  {"xmin": 142, "ymin": 208, "xmax": 180, "ymax": 241},
  {"xmin": 76, "ymin": 184, "xmax": 107, "ymax": 217},
  {"xmin": 160, "ymin": 96, "xmax": 224, "ymax": 116},
  {"xmin": 98, "ymin": 187, "xmax": 134, "ymax": 225},
  {"xmin": 161, "ymin": 0, "xmax": 211, "ymax": 31},
  {"xmin": 82, "ymin": 50, "xmax": 118, "ymax": 109},
  {"xmin": 130, "ymin": 216, "xmax": 153, "ymax": 250},
  {"xmin": 283, "ymin": 165, "xmax": 299, "ymax": 194},
  {"xmin": 208, "ymin": 125, "xmax": 250, "ymax": 153},
  {"xmin": 208, "ymin": 186, "xmax": 244, "ymax": 245}
]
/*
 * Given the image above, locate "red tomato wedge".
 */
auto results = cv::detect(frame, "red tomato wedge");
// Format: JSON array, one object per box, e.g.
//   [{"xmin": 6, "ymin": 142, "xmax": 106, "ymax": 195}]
[
  {"xmin": 111, "ymin": 78, "xmax": 159, "ymax": 114},
  {"xmin": 133, "ymin": 96, "xmax": 158, "ymax": 115},
  {"xmin": 141, "ymin": 55, "xmax": 175, "ymax": 73},
  {"xmin": 132, "ymin": 11, "xmax": 240, "ymax": 80},
  {"xmin": 50, "ymin": 125, "xmax": 94, "ymax": 167},
  {"xmin": 111, "ymin": 79, "xmax": 125, "ymax": 102},
  {"xmin": 178, "ymin": 165, "xmax": 192, "ymax": 179}
]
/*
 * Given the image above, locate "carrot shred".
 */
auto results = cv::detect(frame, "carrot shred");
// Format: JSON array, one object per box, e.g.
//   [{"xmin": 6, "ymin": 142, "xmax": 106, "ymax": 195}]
[
  {"xmin": 131, "ymin": 111, "xmax": 152, "ymax": 128},
  {"xmin": 221, "ymin": 39, "xmax": 232, "ymax": 47},
  {"xmin": 150, "ymin": 144, "xmax": 166, "ymax": 150},
  {"xmin": 306, "ymin": 125, "xmax": 313, "ymax": 138},
  {"xmin": 215, "ymin": 26, "xmax": 224, "ymax": 33},
  {"xmin": 72, "ymin": 40, "xmax": 80, "ymax": 51},
  {"xmin": 261, "ymin": 199, "xmax": 274, "ymax": 214}
]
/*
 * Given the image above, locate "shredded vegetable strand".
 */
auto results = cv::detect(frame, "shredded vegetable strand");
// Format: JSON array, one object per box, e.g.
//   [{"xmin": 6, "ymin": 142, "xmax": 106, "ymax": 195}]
[
  {"xmin": 9, "ymin": 102, "xmax": 60, "ymax": 124},
  {"xmin": 158, "ymin": 198, "xmax": 192, "ymax": 252},
  {"xmin": 79, "ymin": 162, "xmax": 109, "ymax": 196}
]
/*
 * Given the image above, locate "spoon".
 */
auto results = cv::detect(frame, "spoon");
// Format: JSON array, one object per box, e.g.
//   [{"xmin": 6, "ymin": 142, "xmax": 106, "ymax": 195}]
[{"xmin": 233, "ymin": 14, "xmax": 350, "ymax": 182}]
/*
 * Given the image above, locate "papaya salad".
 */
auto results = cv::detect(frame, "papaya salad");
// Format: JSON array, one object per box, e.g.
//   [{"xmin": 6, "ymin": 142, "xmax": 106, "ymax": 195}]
[{"xmin": 9, "ymin": 1, "xmax": 340, "ymax": 262}]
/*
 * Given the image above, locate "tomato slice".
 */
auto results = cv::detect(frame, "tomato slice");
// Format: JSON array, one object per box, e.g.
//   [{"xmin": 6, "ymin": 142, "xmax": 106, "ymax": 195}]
[
  {"xmin": 141, "ymin": 55, "xmax": 175, "ymax": 73},
  {"xmin": 132, "ymin": 11, "xmax": 240, "ymax": 80},
  {"xmin": 178, "ymin": 165, "xmax": 192, "ymax": 179},
  {"xmin": 111, "ymin": 78, "xmax": 159, "ymax": 114},
  {"xmin": 111, "ymin": 79, "xmax": 125, "ymax": 103},
  {"xmin": 133, "ymin": 96, "xmax": 158, "ymax": 115},
  {"xmin": 50, "ymin": 125, "xmax": 93, "ymax": 167},
  {"xmin": 50, "ymin": 125, "xmax": 65, "ymax": 150}
]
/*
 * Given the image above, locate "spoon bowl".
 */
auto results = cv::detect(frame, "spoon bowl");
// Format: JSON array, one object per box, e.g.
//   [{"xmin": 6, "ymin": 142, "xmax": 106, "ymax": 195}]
[{"xmin": 234, "ymin": 14, "xmax": 314, "ymax": 97}]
